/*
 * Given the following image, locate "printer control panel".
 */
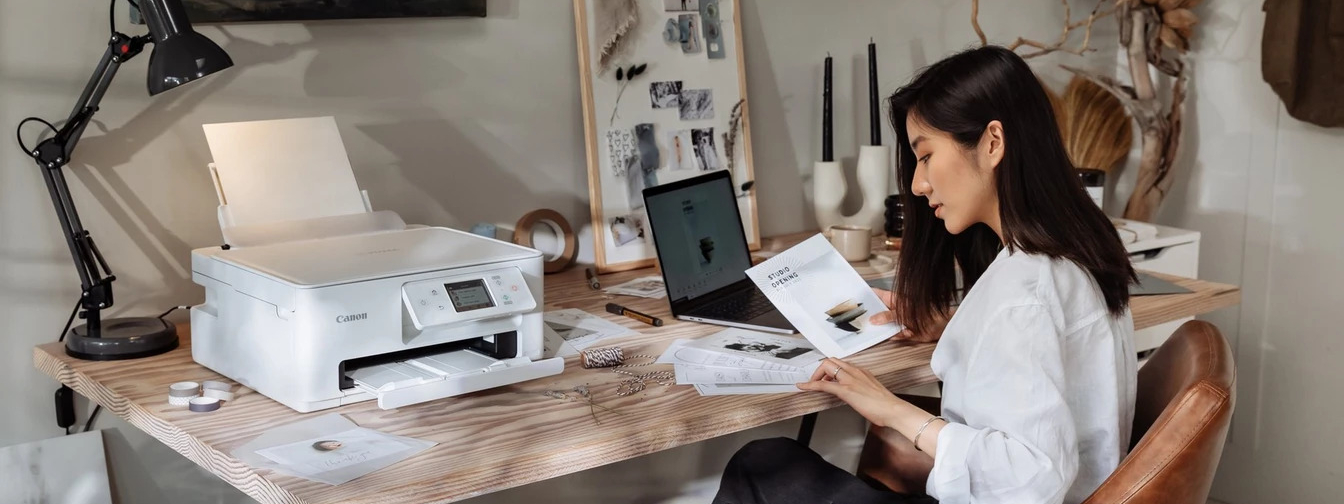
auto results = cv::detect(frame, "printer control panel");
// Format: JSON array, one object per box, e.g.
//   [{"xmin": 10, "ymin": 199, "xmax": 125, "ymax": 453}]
[{"xmin": 402, "ymin": 267, "xmax": 536, "ymax": 329}]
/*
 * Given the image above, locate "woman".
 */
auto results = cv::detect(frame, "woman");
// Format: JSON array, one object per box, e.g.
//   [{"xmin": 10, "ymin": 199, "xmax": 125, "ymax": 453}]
[{"xmin": 712, "ymin": 46, "xmax": 1138, "ymax": 504}]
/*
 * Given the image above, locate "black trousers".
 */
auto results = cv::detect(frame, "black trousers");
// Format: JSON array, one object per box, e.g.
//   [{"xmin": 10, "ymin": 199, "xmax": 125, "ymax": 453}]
[{"xmin": 712, "ymin": 437, "xmax": 938, "ymax": 504}]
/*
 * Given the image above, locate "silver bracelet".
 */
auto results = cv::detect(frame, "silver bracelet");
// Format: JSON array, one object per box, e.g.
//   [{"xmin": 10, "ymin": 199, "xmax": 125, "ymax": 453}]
[{"xmin": 913, "ymin": 415, "xmax": 946, "ymax": 452}]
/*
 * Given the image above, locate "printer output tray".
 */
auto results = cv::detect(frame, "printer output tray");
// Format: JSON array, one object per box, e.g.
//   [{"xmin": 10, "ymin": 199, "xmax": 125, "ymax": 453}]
[{"xmin": 347, "ymin": 348, "xmax": 564, "ymax": 409}]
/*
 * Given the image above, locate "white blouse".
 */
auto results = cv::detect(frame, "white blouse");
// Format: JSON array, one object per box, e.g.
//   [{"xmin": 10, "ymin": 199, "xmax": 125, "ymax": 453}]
[{"xmin": 926, "ymin": 248, "xmax": 1137, "ymax": 504}]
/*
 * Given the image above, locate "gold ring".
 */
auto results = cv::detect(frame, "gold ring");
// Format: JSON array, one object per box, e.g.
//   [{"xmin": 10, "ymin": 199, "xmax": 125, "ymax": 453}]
[{"xmin": 832, "ymin": 366, "xmax": 843, "ymax": 378}]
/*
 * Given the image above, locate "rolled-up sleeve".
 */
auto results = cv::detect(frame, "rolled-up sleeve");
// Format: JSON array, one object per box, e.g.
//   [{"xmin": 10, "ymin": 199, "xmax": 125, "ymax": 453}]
[{"xmin": 926, "ymin": 304, "xmax": 1079, "ymax": 504}]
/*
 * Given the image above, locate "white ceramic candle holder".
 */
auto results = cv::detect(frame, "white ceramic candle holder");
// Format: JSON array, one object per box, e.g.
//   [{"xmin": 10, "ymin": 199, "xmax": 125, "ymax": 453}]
[{"xmin": 813, "ymin": 145, "xmax": 891, "ymax": 235}]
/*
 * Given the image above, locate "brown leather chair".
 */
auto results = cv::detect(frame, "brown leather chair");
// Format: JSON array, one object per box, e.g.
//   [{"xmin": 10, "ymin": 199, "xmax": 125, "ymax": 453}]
[{"xmin": 857, "ymin": 320, "xmax": 1236, "ymax": 503}]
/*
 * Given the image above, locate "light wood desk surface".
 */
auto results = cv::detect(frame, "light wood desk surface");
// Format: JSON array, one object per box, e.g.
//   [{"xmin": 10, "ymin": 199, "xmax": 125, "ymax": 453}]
[{"xmin": 33, "ymin": 232, "xmax": 1241, "ymax": 504}]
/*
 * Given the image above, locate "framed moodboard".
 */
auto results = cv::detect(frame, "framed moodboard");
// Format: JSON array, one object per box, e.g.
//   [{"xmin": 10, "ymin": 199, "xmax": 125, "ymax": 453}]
[{"xmin": 574, "ymin": 0, "xmax": 761, "ymax": 273}]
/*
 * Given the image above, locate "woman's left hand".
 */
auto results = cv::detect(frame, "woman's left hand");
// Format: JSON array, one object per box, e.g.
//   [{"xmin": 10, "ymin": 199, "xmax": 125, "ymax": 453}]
[{"xmin": 797, "ymin": 357, "xmax": 902, "ymax": 428}]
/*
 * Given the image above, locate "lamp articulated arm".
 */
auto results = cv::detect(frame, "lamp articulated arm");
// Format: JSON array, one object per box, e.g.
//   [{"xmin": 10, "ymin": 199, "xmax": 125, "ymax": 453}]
[{"xmin": 29, "ymin": 33, "xmax": 150, "ymax": 337}]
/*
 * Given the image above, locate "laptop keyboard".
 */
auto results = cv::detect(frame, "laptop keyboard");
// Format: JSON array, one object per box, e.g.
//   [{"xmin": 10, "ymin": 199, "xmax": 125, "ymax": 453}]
[{"xmin": 696, "ymin": 290, "xmax": 775, "ymax": 321}]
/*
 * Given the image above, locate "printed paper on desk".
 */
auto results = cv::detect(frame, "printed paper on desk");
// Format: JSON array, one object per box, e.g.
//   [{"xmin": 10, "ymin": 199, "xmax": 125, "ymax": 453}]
[
  {"xmin": 674, "ymin": 364, "xmax": 811, "ymax": 385},
  {"xmin": 746, "ymin": 234, "xmax": 903, "ymax": 358},
  {"xmin": 604, "ymin": 276, "xmax": 667, "ymax": 298},
  {"xmin": 231, "ymin": 413, "xmax": 435, "ymax": 486},
  {"xmin": 256, "ymin": 428, "xmax": 418, "ymax": 478},
  {"xmin": 694, "ymin": 383, "xmax": 802, "ymax": 396},
  {"xmin": 543, "ymin": 308, "xmax": 637, "ymax": 351},
  {"xmin": 659, "ymin": 336, "xmax": 816, "ymax": 371},
  {"xmin": 683, "ymin": 328, "xmax": 823, "ymax": 368}
]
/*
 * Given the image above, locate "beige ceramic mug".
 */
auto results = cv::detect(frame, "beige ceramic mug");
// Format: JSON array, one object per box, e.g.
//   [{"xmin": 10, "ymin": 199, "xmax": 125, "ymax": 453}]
[{"xmin": 829, "ymin": 225, "xmax": 872, "ymax": 262}]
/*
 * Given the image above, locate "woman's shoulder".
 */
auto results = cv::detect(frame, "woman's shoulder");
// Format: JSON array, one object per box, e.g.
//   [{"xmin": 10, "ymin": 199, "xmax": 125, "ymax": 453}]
[{"xmin": 987, "ymin": 249, "xmax": 1110, "ymax": 321}]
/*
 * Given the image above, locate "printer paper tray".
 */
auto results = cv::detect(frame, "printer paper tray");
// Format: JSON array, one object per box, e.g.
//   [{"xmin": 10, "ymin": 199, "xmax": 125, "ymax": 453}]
[{"xmin": 347, "ymin": 349, "xmax": 564, "ymax": 409}]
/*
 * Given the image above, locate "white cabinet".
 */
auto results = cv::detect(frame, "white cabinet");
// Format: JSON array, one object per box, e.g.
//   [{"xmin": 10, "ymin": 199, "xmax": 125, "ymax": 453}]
[{"xmin": 1116, "ymin": 219, "xmax": 1201, "ymax": 359}]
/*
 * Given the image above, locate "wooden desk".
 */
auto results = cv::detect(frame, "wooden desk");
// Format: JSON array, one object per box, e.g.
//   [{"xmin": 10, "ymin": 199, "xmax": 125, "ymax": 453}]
[{"xmin": 33, "ymin": 233, "xmax": 1240, "ymax": 504}]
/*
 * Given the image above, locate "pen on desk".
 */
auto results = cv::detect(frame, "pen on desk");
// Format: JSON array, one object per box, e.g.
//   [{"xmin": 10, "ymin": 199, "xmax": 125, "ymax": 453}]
[
  {"xmin": 606, "ymin": 302, "xmax": 663, "ymax": 327},
  {"xmin": 585, "ymin": 267, "xmax": 601, "ymax": 290}
]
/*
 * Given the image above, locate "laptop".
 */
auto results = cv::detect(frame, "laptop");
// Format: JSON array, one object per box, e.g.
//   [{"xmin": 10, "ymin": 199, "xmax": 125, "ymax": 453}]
[{"xmin": 642, "ymin": 171, "xmax": 795, "ymax": 334}]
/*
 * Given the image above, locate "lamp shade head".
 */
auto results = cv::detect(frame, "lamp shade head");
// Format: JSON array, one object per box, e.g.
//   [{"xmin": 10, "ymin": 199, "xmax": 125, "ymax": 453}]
[
  {"xmin": 147, "ymin": 32, "xmax": 232, "ymax": 95},
  {"xmin": 140, "ymin": 0, "xmax": 233, "ymax": 95}
]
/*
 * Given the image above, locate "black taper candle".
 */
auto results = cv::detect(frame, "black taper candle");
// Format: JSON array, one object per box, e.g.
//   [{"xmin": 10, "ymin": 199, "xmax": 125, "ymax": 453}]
[
  {"xmin": 823, "ymin": 52, "xmax": 833, "ymax": 162},
  {"xmin": 868, "ymin": 38, "xmax": 880, "ymax": 146}
]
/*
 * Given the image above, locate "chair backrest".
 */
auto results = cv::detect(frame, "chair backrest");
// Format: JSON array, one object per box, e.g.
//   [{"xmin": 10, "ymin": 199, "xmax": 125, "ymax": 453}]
[{"xmin": 1084, "ymin": 320, "xmax": 1236, "ymax": 504}]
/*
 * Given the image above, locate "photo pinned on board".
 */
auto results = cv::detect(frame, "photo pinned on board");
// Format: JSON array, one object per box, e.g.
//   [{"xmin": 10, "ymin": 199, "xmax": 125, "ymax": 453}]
[
  {"xmin": 691, "ymin": 128, "xmax": 719, "ymax": 171},
  {"xmin": 610, "ymin": 213, "xmax": 648, "ymax": 247},
  {"xmin": 664, "ymin": 0, "xmax": 699, "ymax": 11},
  {"xmin": 679, "ymin": 89, "xmax": 714, "ymax": 120},
  {"xmin": 650, "ymin": 81, "xmax": 683, "ymax": 109},
  {"xmin": 666, "ymin": 129, "xmax": 695, "ymax": 171},
  {"xmin": 678, "ymin": 14, "xmax": 701, "ymax": 53},
  {"xmin": 635, "ymin": 123, "xmax": 660, "ymax": 171},
  {"xmin": 604, "ymin": 129, "xmax": 636, "ymax": 177},
  {"xmin": 624, "ymin": 156, "xmax": 645, "ymax": 208}
]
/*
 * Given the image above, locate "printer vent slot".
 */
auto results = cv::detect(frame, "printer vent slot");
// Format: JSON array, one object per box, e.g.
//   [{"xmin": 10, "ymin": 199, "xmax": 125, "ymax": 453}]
[{"xmin": 339, "ymin": 331, "xmax": 519, "ymax": 390}]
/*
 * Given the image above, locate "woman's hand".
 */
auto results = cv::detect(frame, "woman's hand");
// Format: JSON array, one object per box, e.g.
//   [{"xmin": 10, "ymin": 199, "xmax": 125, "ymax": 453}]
[
  {"xmin": 796, "ymin": 357, "xmax": 905, "ymax": 428},
  {"xmin": 869, "ymin": 287, "xmax": 947, "ymax": 343}
]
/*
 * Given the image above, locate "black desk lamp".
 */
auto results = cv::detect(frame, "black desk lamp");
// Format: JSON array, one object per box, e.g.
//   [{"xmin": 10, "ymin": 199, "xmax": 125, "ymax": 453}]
[{"xmin": 17, "ymin": 0, "xmax": 232, "ymax": 360}]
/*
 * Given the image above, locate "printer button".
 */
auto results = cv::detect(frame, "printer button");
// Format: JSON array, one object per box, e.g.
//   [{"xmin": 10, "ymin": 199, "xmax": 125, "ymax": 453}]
[
  {"xmin": 430, "ymin": 289, "xmax": 439, "ymax": 296},
  {"xmin": 438, "ymin": 305, "xmax": 446, "ymax": 311},
  {"xmin": 420, "ymin": 300, "xmax": 427, "ymax": 306}
]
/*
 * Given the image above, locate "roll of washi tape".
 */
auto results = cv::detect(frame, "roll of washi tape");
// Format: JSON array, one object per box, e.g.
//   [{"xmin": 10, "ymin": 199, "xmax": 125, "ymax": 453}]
[
  {"xmin": 202, "ymin": 380, "xmax": 231, "ymax": 392},
  {"xmin": 188, "ymin": 397, "xmax": 221, "ymax": 412},
  {"xmin": 168, "ymin": 381, "xmax": 200, "ymax": 406},
  {"xmin": 202, "ymin": 388, "xmax": 235, "ymax": 402},
  {"xmin": 513, "ymin": 209, "xmax": 577, "ymax": 274}
]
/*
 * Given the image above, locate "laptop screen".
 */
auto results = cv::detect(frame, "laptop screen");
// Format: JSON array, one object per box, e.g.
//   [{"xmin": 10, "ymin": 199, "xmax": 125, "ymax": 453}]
[{"xmin": 644, "ymin": 173, "xmax": 753, "ymax": 303}]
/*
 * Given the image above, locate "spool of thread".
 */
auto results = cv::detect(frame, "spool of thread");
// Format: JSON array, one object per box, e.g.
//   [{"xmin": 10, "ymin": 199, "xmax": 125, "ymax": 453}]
[{"xmin": 580, "ymin": 347, "xmax": 626, "ymax": 369}]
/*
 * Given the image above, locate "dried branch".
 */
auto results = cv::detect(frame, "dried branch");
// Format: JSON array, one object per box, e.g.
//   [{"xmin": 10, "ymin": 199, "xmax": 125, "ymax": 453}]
[
  {"xmin": 1060, "ymin": 64, "xmax": 1140, "ymax": 113},
  {"xmin": 970, "ymin": 0, "xmax": 1114, "ymax": 59},
  {"xmin": 972, "ymin": 0, "xmax": 988, "ymax": 46},
  {"xmin": 1125, "ymin": 63, "xmax": 1188, "ymax": 221}
]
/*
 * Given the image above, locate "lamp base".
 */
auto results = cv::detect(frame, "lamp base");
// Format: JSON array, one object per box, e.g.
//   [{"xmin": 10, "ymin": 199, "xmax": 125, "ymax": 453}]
[{"xmin": 65, "ymin": 317, "xmax": 179, "ymax": 361}]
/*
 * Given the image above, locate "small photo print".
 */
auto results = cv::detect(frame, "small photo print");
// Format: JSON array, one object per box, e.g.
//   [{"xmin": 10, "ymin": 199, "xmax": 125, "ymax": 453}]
[
  {"xmin": 722, "ymin": 340, "xmax": 815, "ymax": 361},
  {"xmin": 679, "ymin": 14, "xmax": 701, "ymax": 53},
  {"xmin": 691, "ymin": 128, "xmax": 719, "ymax": 171},
  {"xmin": 664, "ymin": 0, "xmax": 699, "ymax": 11},
  {"xmin": 650, "ymin": 81, "xmax": 683, "ymax": 108},
  {"xmin": 679, "ymin": 89, "xmax": 714, "ymax": 120},
  {"xmin": 610, "ymin": 214, "xmax": 648, "ymax": 247},
  {"xmin": 666, "ymin": 129, "xmax": 695, "ymax": 171}
]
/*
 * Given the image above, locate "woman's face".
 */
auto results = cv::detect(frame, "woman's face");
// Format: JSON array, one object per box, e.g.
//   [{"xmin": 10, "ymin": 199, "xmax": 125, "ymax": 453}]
[{"xmin": 905, "ymin": 114, "xmax": 1004, "ymax": 236}]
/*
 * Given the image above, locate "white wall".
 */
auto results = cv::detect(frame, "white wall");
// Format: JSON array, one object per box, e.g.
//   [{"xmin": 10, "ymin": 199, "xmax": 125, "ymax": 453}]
[
  {"xmin": 0, "ymin": 1, "xmax": 1130, "ymax": 502},
  {"xmin": 1159, "ymin": 2, "xmax": 1344, "ymax": 502}
]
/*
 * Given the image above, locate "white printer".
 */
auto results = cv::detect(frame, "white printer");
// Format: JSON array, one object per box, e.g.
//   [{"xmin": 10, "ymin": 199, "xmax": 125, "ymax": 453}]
[{"xmin": 190, "ymin": 117, "xmax": 562, "ymax": 413}]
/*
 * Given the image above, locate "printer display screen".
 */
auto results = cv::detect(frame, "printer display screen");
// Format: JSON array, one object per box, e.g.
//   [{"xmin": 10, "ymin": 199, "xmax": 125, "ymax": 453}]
[{"xmin": 444, "ymin": 279, "xmax": 495, "ymax": 312}]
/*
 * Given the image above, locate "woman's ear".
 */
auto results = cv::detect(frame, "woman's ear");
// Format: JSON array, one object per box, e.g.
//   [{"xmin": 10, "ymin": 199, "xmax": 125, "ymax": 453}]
[{"xmin": 980, "ymin": 120, "xmax": 1006, "ymax": 172}]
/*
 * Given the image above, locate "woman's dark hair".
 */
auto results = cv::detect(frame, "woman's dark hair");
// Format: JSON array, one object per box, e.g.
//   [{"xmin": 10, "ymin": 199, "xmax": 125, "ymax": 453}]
[{"xmin": 887, "ymin": 45, "xmax": 1136, "ymax": 333}]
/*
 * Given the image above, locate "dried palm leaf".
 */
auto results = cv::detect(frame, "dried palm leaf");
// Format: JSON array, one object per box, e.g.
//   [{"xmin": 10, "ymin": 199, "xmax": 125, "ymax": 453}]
[{"xmin": 1060, "ymin": 76, "xmax": 1133, "ymax": 173}]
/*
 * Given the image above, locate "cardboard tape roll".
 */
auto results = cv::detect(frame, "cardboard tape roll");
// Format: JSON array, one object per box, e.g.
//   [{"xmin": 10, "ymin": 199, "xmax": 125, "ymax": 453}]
[
  {"xmin": 514, "ymin": 209, "xmax": 577, "ymax": 274},
  {"xmin": 188, "ymin": 397, "xmax": 221, "ymax": 412}
]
